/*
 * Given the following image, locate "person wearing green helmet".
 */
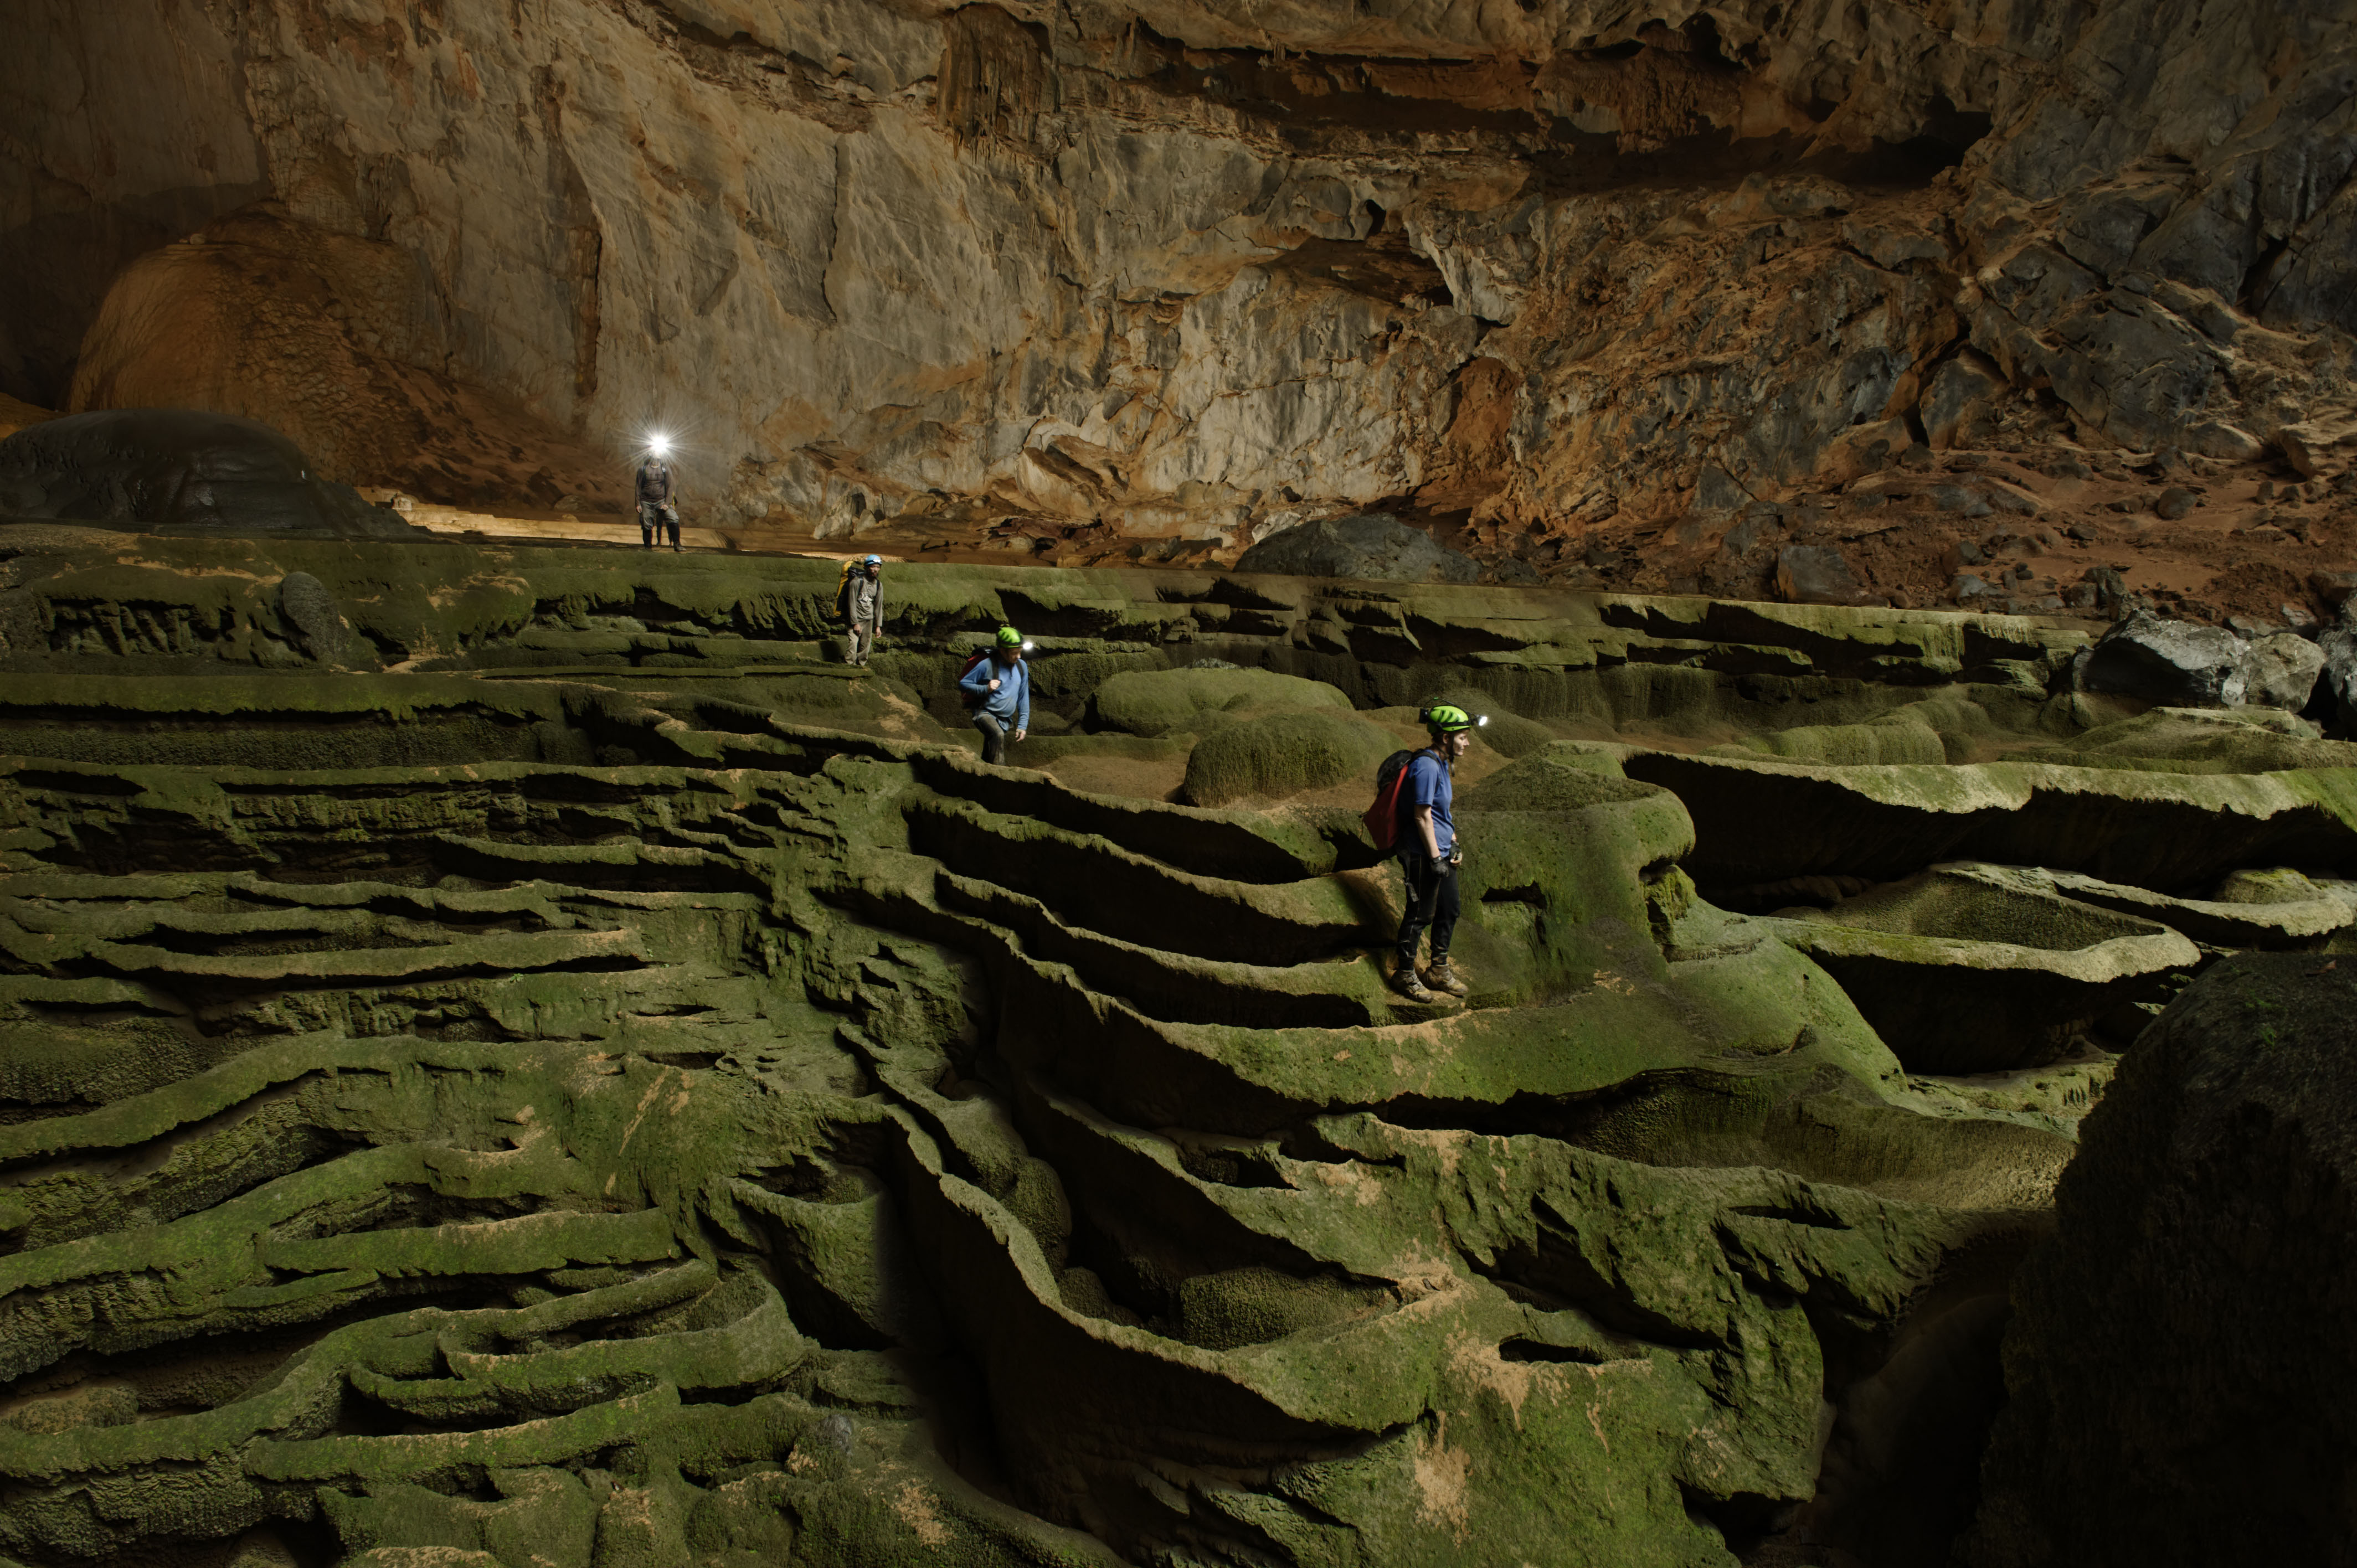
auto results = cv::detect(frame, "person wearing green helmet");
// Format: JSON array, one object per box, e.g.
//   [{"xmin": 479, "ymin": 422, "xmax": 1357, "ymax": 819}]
[
  {"xmin": 1391, "ymin": 703, "xmax": 1479, "ymax": 1003},
  {"xmin": 959, "ymin": 626, "xmax": 1031, "ymax": 764}
]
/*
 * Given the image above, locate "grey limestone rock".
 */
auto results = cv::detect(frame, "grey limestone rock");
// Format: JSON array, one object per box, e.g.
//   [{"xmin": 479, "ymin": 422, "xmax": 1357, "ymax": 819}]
[
  {"xmin": 2238, "ymin": 630, "xmax": 2327, "ymax": 713},
  {"xmin": 2320, "ymin": 617, "xmax": 2357, "ymax": 732},
  {"xmin": 2082, "ymin": 610, "xmax": 2248, "ymax": 706}
]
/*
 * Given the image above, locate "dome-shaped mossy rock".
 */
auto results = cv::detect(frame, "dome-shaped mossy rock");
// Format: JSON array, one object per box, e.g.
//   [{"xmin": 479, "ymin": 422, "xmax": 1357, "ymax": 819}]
[
  {"xmin": 1092, "ymin": 666, "xmax": 1353, "ymax": 737},
  {"xmin": 1472, "ymin": 711, "xmax": 1560, "ymax": 759},
  {"xmin": 1182, "ymin": 707, "xmax": 1396, "ymax": 806},
  {"xmin": 1457, "ymin": 743, "xmax": 1666, "ymax": 812}
]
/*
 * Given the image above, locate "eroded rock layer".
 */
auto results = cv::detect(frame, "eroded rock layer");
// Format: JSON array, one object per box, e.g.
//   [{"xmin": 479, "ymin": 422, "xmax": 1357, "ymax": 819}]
[{"xmin": 4, "ymin": 527, "xmax": 2355, "ymax": 1565}]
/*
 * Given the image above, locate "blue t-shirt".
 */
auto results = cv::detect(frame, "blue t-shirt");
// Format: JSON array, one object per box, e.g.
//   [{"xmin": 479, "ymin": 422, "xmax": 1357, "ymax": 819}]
[
  {"xmin": 959, "ymin": 654, "xmax": 1030, "ymax": 729},
  {"xmin": 1399, "ymin": 751, "xmax": 1454, "ymax": 859}
]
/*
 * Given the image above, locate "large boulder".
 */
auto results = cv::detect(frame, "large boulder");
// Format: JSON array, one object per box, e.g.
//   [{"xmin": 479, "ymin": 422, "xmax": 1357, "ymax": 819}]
[
  {"xmin": 2239, "ymin": 630, "xmax": 2328, "ymax": 712},
  {"xmin": 2079, "ymin": 610, "xmax": 2248, "ymax": 707},
  {"xmin": 1232, "ymin": 513, "xmax": 1479, "ymax": 584},
  {"xmin": 1180, "ymin": 707, "xmax": 1396, "ymax": 806},
  {"xmin": 2080, "ymin": 612, "xmax": 2328, "ymax": 713},
  {"xmin": 1089, "ymin": 665, "xmax": 1353, "ymax": 737},
  {"xmin": 0, "ymin": 409, "xmax": 419, "ymax": 537},
  {"xmin": 1965, "ymin": 953, "xmax": 2357, "ymax": 1567}
]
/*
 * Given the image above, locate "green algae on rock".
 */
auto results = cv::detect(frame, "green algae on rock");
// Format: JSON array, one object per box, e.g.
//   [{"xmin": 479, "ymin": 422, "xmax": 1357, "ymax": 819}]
[{"xmin": 2, "ymin": 528, "xmax": 2353, "ymax": 1567}]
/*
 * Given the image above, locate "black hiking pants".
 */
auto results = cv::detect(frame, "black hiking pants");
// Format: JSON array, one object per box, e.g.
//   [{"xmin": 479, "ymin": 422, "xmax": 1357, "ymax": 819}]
[{"xmin": 1395, "ymin": 853, "xmax": 1459, "ymax": 967}]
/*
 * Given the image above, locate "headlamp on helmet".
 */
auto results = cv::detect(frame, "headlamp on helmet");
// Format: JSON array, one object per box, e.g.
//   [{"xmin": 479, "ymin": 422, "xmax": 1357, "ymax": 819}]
[{"xmin": 1423, "ymin": 704, "xmax": 1483, "ymax": 735}]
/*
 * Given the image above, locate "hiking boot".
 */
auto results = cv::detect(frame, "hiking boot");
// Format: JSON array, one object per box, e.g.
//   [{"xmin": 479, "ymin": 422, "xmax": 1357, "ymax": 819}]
[
  {"xmin": 1421, "ymin": 959, "xmax": 1469, "ymax": 998},
  {"xmin": 1389, "ymin": 962, "xmax": 1437, "ymax": 1003}
]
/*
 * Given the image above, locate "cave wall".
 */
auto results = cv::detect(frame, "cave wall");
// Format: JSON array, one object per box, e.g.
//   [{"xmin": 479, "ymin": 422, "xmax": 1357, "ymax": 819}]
[{"xmin": 7, "ymin": 1, "xmax": 2357, "ymax": 537}]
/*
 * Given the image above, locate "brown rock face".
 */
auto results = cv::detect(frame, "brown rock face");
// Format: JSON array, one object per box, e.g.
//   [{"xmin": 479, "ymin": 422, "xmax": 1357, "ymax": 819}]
[
  {"xmin": 6, "ymin": 1, "xmax": 2357, "ymax": 589},
  {"xmin": 1964, "ymin": 952, "xmax": 2357, "ymax": 1568},
  {"xmin": 68, "ymin": 207, "xmax": 622, "ymax": 508}
]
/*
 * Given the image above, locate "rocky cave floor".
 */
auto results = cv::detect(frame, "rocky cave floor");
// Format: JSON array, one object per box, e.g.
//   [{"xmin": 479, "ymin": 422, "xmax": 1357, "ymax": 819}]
[{"xmin": 0, "ymin": 524, "xmax": 2351, "ymax": 1568}]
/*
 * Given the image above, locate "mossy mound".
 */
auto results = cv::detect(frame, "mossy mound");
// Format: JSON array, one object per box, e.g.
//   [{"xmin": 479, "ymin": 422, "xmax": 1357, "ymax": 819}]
[
  {"xmin": 1090, "ymin": 666, "xmax": 1352, "ymax": 737},
  {"xmin": 1180, "ymin": 706, "xmax": 1396, "ymax": 806},
  {"xmin": 1471, "ymin": 710, "xmax": 1561, "ymax": 758},
  {"xmin": 1458, "ymin": 742, "xmax": 1660, "ymax": 812}
]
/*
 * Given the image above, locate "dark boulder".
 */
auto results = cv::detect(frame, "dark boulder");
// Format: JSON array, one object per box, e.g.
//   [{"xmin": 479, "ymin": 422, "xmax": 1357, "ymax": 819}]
[
  {"xmin": 1964, "ymin": 953, "xmax": 2357, "ymax": 1567},
  {"xmin": 1777, "ymin": 544, "xmax": 1881, "ymax": 606},
  {"xmin": 1233, "ymin": 513, "xmax": 1479, "ymax": 584},
  {"xmin": 0, "ymin": 409, "xmax": 421, "ymax": 538},
  {"xmin": 2081, "ymin": 609, "xmax": 2247, "ymax": 705}
]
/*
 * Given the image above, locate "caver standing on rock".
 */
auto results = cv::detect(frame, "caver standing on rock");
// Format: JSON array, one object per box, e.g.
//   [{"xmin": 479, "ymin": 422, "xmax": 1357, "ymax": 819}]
[
  {"xmin": 1390, "ymin": 704, "xmax": 1478, "ymax": 1003},
  {"xmin": 841, "ymin": 554, "xmax": 883, "ymax": 666},
  {"xmin": 635, "ymin": 443, "xmax": 681, "ymax": 551},
  {"xmin": 959, "ymin": 626, "xmax": 1031, "ymax": 765}
]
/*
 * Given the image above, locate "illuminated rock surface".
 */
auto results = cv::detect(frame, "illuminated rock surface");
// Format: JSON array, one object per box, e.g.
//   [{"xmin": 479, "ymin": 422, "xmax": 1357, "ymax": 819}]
[{"xmin": 6, "ymin": 1, "xmax": 2357, "ymax": 623}]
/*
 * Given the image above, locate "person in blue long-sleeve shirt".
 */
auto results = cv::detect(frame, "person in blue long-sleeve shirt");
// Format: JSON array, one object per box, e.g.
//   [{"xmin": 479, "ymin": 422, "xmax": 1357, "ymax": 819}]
[{"xmin": 959, "ymin": 626, "xmax": 1031, "ymax": 765}]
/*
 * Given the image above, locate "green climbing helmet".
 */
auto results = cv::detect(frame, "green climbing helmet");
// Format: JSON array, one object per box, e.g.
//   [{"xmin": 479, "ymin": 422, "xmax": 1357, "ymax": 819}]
[
  {"xmin": 995, "ymin": 626, "xmax": 1025, "ymax": 647},
  {"xmin": 1423, "ymin": 704, "xmax": 1486, "ymax": 735}
]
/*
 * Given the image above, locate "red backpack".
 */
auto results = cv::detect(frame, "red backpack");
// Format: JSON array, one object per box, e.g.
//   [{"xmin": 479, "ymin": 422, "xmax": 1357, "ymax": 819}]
[
  {"xmin": 1362, "ymin": 749, "xmax": 1431, "ymax": 852},
  {"xmin": 957, "ymin": 650, "xmax": 997, "ymax": 709}
]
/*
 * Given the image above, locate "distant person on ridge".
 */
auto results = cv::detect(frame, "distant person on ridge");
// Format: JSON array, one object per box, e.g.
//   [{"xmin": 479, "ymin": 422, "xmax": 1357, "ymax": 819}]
[
  {"xmin": 960, "ymin": 627, "xmax": 1031, "ymax": 765},
  {"xmin": 636, "ymin": 442, "xmax": 681, "ymax": 551},
  {"xmin": 842, "ymin": 554, "xmax": 884, "ymax": 666},
  {"xmin": 1390, "ymin": 704, "xmax": 1478, "ymax": 1003}
]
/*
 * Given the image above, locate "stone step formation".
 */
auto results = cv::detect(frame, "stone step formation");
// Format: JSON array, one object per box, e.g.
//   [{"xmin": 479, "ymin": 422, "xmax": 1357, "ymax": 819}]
[{"xmin": 1, "ymin": 525, "xmax": 2353, "ymax": 1568}]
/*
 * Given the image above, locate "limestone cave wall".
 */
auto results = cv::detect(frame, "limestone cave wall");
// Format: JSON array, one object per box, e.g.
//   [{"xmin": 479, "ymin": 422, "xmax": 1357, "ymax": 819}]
[{"xmin": 9, "ymin": 1, "xmax": 2357, "ymax": 553}]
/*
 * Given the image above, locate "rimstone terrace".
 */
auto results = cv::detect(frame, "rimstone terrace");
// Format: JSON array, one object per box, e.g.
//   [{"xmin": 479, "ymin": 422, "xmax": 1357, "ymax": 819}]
[{"xmin": 0, "ymin": 523, "xmax": 2352, "ymax": 1567}]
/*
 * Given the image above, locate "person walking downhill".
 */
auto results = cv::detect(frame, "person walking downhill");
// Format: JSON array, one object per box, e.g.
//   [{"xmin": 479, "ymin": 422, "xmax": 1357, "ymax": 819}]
[
  {"xmin": 842, "ymin": 554, "xmax": 883, "ymax": 666},
  {"xmin": 959, "ymin": 626, "xmax": 1031, "ymax": 765},
  {"xmin": 1390, "ymin": 705, "xmax": 1479, "ymax": 1003},
  {"xmin": 636, "ymin": 442, "xmax": 682, "ymax": 551}
]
